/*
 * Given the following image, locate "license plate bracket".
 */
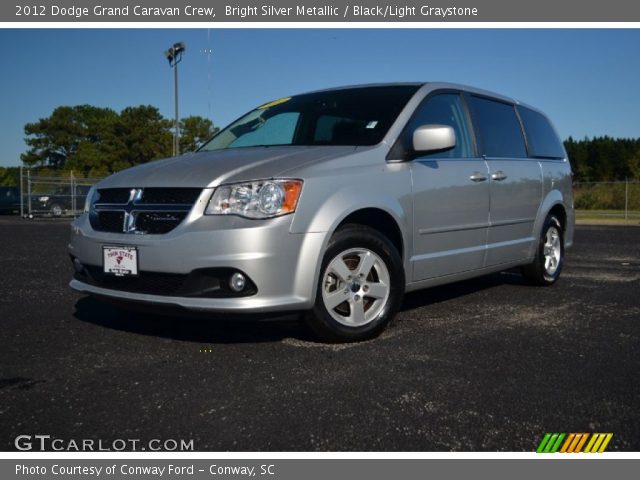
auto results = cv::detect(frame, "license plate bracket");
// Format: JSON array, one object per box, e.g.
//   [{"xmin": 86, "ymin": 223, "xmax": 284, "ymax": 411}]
[{"xmin": 102, "ymin": 246, "xmax": 138, "ymax": 277}]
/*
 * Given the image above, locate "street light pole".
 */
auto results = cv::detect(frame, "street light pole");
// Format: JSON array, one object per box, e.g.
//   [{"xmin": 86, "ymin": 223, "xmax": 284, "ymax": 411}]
[
  {"xmin": 165, "ymin": 42, "xmax": 186, "ymax": 157},
  {"xmin": 173, "ymin": 60, "xmax": 179, "ymax": 156}
]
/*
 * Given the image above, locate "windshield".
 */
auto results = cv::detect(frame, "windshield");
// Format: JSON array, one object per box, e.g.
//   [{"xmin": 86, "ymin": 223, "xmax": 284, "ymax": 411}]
[{"xmin": 199, "ymin": 85, "xmax": 420, "ymax": 151}]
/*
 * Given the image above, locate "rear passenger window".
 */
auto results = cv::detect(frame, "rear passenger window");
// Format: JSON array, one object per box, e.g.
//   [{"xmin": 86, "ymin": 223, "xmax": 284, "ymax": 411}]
[
  {"xmin": 518, "ymin": 106, "xmax": 565, "ymax": 159},
  {"xmin": 470, "ymin": 96, "xmax": 527, "ymax": 158}
]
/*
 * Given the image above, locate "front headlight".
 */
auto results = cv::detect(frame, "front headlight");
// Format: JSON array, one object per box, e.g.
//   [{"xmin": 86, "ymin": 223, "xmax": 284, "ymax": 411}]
[
  {"xmin": 83, "ymin": 185, "xmax": 99, "ymax": 213},
  {"xmin": 38, "ymin": 196, "xmax": 50, "ymax": 202},
  {"xmin": 205, "ymin": 179, "xmax": 303, "ymax": 219}
]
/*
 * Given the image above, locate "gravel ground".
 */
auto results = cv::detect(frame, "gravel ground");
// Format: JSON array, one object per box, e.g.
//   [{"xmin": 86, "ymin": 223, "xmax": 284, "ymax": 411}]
[{"xmin": 0, "ymin": 217, "xmax": 638, "ymax": 451}]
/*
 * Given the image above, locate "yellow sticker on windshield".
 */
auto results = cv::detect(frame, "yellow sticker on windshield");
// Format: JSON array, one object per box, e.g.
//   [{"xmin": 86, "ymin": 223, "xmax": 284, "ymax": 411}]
[{"xmin": 257, "ymin": 97, "xmax": 291, "ymax": 110}]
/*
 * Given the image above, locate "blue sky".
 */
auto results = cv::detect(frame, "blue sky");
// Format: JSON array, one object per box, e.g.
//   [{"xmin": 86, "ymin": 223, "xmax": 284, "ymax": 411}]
[{"xmin": 0, "ymin": 28, "xmax": 639, "ymax": 167}]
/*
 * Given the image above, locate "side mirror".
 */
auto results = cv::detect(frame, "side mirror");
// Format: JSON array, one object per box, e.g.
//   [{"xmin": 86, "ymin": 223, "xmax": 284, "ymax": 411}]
[{"xmin": 412, "ymin": 124, "xmax": 456, "ymax": 154}]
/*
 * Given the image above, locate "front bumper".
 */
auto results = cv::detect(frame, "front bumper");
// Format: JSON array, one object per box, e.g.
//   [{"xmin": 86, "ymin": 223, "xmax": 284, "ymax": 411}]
[{"xmin": 68, "ymin": 212, "xmax": 326, "ymax": 314}]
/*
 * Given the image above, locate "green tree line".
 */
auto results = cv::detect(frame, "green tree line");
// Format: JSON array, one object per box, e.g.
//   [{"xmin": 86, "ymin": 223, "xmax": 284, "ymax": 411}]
[
  {"xmin": 0, "ymin": 166, "xmax": 20, "ymax": 186},
  {"xmin": 18, "ymin": 104, "xmax": 219, "ymax": 179},
  {"xmin": 565, "ymin": 136, "xmax": 640, "ymax": 182}
]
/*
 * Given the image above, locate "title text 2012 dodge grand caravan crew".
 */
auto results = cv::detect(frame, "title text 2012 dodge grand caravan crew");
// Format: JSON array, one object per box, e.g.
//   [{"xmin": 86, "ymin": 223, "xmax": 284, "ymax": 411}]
[{"xmin": 69, "ymin": 83, "xmax": 574, "ymax": 342}]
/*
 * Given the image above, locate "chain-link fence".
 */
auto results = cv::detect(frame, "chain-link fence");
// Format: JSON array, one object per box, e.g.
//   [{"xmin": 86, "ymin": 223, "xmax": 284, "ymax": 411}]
[
  {"xmin": 19, "ymin": 169, "xmax": 104, "ymax": 218},
  {"xmin": 10, "ymin": 169, "xmax": 640, "ymax": 221},
  {"xmin": 574, "ymin": 180, "xmax": 640, "ymax": 220}
]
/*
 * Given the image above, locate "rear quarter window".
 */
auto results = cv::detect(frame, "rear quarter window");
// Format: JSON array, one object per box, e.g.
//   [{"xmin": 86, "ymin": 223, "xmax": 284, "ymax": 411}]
[
  {"xmin": 518, "ymin": 106, "xmax": 565, "ymax": 159},
  {"xmin": 469, "ymin": 96, "xmax": 527, "ymax": 158}
]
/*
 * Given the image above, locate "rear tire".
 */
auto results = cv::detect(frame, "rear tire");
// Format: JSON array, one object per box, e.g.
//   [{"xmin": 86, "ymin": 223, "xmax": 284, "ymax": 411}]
[
  {"xmin": 305, "ymin": 225, "xmax": 405, "ymax": 343},
  {"xmin": 522, "ymin": 214, "xmax": 564, "ymax": 286}
]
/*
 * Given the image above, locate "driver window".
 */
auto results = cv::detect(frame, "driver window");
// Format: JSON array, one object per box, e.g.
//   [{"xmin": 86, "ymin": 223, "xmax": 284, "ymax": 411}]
[{"xmin": 408, "ymin": 93, "xmax": 474, "ymax": 159}]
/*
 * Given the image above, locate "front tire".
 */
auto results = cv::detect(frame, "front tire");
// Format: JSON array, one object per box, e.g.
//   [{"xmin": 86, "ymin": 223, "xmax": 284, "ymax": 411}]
[
  {"xmin": 522, "ymin": 214, "xmax": 564, "ymax": 285},
  {"xmin": 305, "ymin": 225, "xmax": 405, "ymax": 342}
]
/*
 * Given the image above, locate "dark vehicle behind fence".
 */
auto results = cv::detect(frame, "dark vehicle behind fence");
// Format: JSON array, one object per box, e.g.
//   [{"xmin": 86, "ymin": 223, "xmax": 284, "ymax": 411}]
[
  {"xmin": 30, "ymin": 185, "xmax": 92, "ymax": 217},
  {"xmin": 0, "ymin": 186, "xmax": 21, "ymax": 214}
]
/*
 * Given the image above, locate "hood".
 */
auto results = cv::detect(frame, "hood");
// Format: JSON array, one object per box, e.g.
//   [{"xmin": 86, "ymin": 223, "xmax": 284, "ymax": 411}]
[{"xmin": 97, "ymin": 146, "xmax": 357, "ymax": 188}]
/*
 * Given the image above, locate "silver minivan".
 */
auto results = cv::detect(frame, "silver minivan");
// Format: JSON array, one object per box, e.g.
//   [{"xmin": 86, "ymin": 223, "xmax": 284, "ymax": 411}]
[{"xmin": 69, "ymin": 83, "xmax": 574, "ymax": 342}]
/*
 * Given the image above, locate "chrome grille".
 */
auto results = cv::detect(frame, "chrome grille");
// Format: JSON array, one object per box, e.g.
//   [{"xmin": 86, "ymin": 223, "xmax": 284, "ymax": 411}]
[
  {"xmin": 96, "ymin": 188, "xmax": 131, "ymax": 204},
  {"xmin": 136, "ymin": 211, "xmax": 189, "ymax": 234},
  {"xmin": 90, "ymin": 187, "xmax": 201, "ymax": 234},
  {"xmin": 96, "ymin": 211, "xmax": 125, "ymax": 232},
  {"xmin": 138, "ymin": 188, "xmax": 201, "ymax": 205}
]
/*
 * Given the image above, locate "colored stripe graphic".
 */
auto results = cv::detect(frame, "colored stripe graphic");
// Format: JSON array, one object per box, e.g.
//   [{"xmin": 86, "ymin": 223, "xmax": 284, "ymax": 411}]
[
  {"xmin": 537, "ymin": 433, "xmax": 565, "ymax": 453},
  {"xmin": 585, "ymin": 433, "xmax": 614, "ymax": 453},
  {"xmin": 567, "ymin": 433, "xmax": 582, "ymax": 452},
  {"xmin": 543, "ymin": 433, "xmax": 559, "ymax": 453},
  {"xmin": 559, "ymin": 433, "xmax": 575, "ymax": 453},
  {"xmin": 549, "ymin": 433, "xmax": 565, "ymax": 453},
  {"xmin": 537, "ymin": 433, "xmax": 613, "ymax": 453},
  {"xmin": 584, "ymin": 434, "xmax": 598, "ymax": 453},
  {"xmin": 536, "ymin": 434, "xmax": 552, "ymax": 453},
  {"xmin": 574, "ymin": 433, "xmax": 590, "ymax": 452},
  {"xmin": 598, "ymin": 433, "xmax": 613, "ymax": 452}
]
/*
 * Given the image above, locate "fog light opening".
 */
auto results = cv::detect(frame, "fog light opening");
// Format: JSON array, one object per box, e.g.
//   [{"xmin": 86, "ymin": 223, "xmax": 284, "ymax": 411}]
[
  {"xmin": 229, "ymin": 272, "xmax": 247, "ymax": 292},
  {"xmin": 73, "ymin": 258, "xmax": 84, "ymax": 274}
]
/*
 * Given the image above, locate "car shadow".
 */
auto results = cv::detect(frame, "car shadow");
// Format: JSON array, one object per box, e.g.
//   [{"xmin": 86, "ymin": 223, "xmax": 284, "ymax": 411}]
[
  {"xmin": 73, "ymin": 270, "xmax": 528, "ymax": 344},
  {"xmin": 73, "ymin": 296, "xmax": 312, "ymax": 344},
  {"xmin": 401, "ymin": 269, "xmax": 527, "ymax": 312}
]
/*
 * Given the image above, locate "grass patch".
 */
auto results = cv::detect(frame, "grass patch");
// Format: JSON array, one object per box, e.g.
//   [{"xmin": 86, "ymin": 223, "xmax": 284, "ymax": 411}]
[{"xmin": 576, "ymin": 209, "xmax": 640, "ymax": 225}]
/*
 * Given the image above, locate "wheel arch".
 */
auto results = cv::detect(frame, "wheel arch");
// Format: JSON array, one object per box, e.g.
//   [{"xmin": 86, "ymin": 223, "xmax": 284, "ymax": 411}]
[
  {"xmin": 547, "ymin": 203, "xmax": 567, "ymax": 232},
  {"xmin": 335, "ymin": 208, "xmax": 405, "ymax": 260},
  {"xmin": 529, "ymin": 190, "xmax": 570, "ymax": 258},
  {"xmin": 294, "ymin": 200, "xmax": 411, "ymax": 307}
]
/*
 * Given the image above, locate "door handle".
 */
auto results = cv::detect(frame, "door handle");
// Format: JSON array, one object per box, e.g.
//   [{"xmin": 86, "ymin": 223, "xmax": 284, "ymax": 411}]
[
  {"xmin": 491, "ymin": 171, "xmax": 508, "ymax": 181},
  {"xmin": 469, "ymin": 172, "xmax": 488, "ymax": 182}
]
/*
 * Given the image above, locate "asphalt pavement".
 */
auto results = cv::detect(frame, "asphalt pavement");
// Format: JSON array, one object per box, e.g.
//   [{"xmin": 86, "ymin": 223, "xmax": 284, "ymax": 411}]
[{"xmin": 0, "ymin": 217, "xmax": 638, "ymax": 451}]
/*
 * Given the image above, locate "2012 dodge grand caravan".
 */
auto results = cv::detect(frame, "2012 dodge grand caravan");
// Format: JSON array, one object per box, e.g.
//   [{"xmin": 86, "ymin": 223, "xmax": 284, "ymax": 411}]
[{"xmin": 69, "ymin": 83, "xmax": 574, "ymax": 342}]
